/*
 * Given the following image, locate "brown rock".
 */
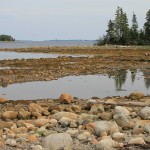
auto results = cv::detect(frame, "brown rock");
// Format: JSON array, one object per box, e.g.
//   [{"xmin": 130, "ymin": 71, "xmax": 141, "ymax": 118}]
[
  {"xmin": 72, "ymin": 105, "xmax": 81, "ymax": 113},
  {"xmin": 89, "ymin": 104, "xmax": 104, "ymax": 115},
  {"xmin": 0, "ymin": 98, "xmax": 8, "ymax": 103},
  {"xmin": 100, "ymin": 112, "xmax": 113, "ymax": 121},
  {"xmin": 31, "ymin": 112, "xmax": 41, "ymax": 118},
  {"xmin": 18, "ymin": 108, "xmax": 31, "ymax": 120},
  {"xmin": 128, "ymin": 137, "xmax": 145, "ymax": 145},
  {"xmin": 34, "ymin": 119, "xmax": 49, "ymax": 127},
  {"xmin": 59, "ymin": 93, "xmax": 72, "ymax": 104},
  {"xmin": 28, "ymin": 103, "xmax": 44, "ymax": 114},
  {"xmin": 27, "ymin": 135, "xmax": 38, "ymax": 142},
  {"xmin": 132, "ymin": 128, "xmax": 144, "ymax": 135},
  {"xmin": 0, "ymin": 141, "xmax": 4, "ymax": 147},
  {"xmin": 2, "ymin": 111, "xmax": 18, "ymax": 120},
  {"xmin": 129, "ymin": 92, "xmax": 145, "ymax": 100},
  {"xmin": 12, "ymin": 127, "xmax": 28, "ymax": 134}
]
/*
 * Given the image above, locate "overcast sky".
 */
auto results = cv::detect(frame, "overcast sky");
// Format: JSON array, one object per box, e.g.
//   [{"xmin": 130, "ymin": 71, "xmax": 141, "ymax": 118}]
[{"xmin": 0, "ymin": 0, "xmax": 150, "ymax": 40}]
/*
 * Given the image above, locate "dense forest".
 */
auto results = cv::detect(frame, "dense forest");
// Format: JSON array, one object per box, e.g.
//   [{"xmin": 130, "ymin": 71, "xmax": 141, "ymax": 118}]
[
  {"xmin": 0, "ymin": 34, "xmax": 15, "ymax": 41},
  {"xmin": 96, "ymin": 7, "xmax": 150, "ymax": 45}
]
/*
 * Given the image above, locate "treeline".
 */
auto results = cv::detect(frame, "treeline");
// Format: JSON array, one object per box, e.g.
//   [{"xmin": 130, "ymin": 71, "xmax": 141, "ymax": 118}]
[
  {"xmin": 97, "ymin": 7, "xmax": 150, "ymax": 45},
  {"xmin": 0, "ymin": 34, "xmax": 15, "ymax": 41}
]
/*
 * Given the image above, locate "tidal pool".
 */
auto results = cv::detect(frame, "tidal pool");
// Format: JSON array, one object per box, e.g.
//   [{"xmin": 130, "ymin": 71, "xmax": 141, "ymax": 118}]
[
  {"xmin": 0, "ymin": 70, "xmax": 149, "ymax": 100},
  {"xmin": 0, "ymin": 51, "xmax": 88, "ymax": 60}
]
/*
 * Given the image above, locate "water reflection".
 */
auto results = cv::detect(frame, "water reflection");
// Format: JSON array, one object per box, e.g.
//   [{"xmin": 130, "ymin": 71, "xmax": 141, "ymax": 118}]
[{"xmin": 0, "ymin": 70, "xmax": 149, "ymax": 100}]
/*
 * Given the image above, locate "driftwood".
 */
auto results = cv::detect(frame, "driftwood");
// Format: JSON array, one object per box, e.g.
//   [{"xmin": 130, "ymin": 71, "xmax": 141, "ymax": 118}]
[{"xmin": 96, "ymin": 100, "xmax": 150, "ymax": 107}]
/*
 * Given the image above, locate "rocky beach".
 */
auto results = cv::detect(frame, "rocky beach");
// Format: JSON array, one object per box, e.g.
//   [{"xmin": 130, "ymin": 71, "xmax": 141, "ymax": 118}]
[{"xmin": 0, "ymin": 46, "xmax": 150, "ymax": 150}]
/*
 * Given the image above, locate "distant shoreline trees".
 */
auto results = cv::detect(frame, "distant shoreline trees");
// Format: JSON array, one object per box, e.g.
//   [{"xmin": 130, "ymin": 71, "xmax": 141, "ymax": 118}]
[
  {"xmin": 0, "ymin": 34, "xmax": 15, "ymax": 41},
  {"xmin": 96, "ymin": 7, "xmax": 150, "ymax": 45}
]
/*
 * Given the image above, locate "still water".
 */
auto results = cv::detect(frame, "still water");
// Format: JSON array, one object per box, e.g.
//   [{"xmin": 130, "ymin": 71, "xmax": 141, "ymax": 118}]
[
  {"xmin": 0, "ymin": 51, "xmax": 89, "ymax": 60},
  {"xmin": 0, "ymin": 40, "xmax": 95, "ymax": 48},
  {"xmin": 0, "ymin": 70, "xmax": 149, "ymax": 100}
]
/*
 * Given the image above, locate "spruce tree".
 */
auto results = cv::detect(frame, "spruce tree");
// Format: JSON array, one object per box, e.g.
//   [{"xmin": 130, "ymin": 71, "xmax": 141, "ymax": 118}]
[
  {"xmin": 144, "ymin": 9, "xmax": 150, "ymax": 44},
  {"xmin": 130, "ymin": 12, "xmax": 138, "ymax": 44}
]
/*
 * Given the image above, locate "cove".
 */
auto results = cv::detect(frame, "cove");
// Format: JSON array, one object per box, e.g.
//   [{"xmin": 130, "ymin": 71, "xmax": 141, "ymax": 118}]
[{"xmin": 0, "ymin": 70, "xmax": 149, "ymax": 100}]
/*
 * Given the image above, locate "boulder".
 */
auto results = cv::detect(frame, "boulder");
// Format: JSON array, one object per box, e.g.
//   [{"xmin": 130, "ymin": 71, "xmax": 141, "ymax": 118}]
[
  {"xmin": 100, "ymin": 112, "xmax": 113, "ymax": 121},
  {"xmin": 2, "ymin": 111, "xmax": 18, "ymax": 120},
  {"xmin": 59, "ymin": 93, "xmax": 72, "ymax": 104},
  {"xmin": 42, "ymin": 133, "xmax": 73, "ymax": 150},
  {"xmin": 89, "ymin": 104, "xmax": 104, "ymax": 114},
  {"xmin": 18, "ymin": 108, "xmax": 31, "ymax": 119},
  {"xmin": 52, "ymin": 112, "xmax": 77, "ymax": 120},
  {"xmin": 34, "ymin": 119, "xmax": 49, "ymax": 127},
  {"xmin": 138, "ymin": 106, "xmax": 150, "ymax": 120},
  {"xmin": 129, "ymin": 92, "xmax": 145, "ymax": 100}
]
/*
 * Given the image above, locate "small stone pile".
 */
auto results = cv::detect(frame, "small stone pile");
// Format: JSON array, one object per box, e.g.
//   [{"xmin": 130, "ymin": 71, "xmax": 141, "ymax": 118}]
[{"xmin": 0, "ymin": 92, "xmax": 150, "ymax": 150}]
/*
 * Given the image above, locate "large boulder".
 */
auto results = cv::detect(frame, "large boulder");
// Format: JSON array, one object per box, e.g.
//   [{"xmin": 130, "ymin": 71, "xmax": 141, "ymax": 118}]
[
  {"xmin": 42, "ymin": 133, "xmax": 73, "ymax": 150},
  {"xmin": 138, "ymin": 106, "xmax": 150, "ymax": 120},
  {"xmin": 59, "ymin": 93, "xmax": 72, "ymax": 104},
  {"xmin": 2, "ymin": 111, "xmax": 18, "ymax": 120},
  {"xmin": 52, "ymin": 112, "xmax": 77, "ymax": 120},
  {"xmin": 129, "ymin": 92, "xmax": 145, "ymax": 100}
]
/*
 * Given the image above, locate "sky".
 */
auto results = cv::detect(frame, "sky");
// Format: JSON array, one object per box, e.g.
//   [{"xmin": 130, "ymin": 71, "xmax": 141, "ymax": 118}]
[{"xmin": 0, "ymin": 0, "xmax": 150, "ymax": 41}]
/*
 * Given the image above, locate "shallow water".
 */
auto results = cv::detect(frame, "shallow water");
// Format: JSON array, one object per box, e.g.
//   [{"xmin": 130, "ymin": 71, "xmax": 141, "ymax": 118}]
[
  {"xmin": 0, "ymin": 40, "xmax": 95, "ymax": 48},
  {"xmin": 0, "ymin": 70, "xmax": 149, "ymax": 100},
  {"xmin": 0, "ymin": 51, "xmax": 88, "ymax": 60}
]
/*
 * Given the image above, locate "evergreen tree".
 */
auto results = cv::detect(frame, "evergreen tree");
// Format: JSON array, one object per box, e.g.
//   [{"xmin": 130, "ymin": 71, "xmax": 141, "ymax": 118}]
[
  {"xmin": 130, "ymin": 12, "xmax": 138, "ymax": 44},
  {"xmin": 114, "ymin": 7, "xmax": 129, "ymax": 45},
  {"xmin": 144, "ymin": 9, "xmax": 150, "ymax": 44},
  {"xmin": 138, "ymin": 29, "xmax": 145, "ymax": 45},
  {"xmin": 105, "ymin": 20, "xmax": 115, "ymax": 44}
]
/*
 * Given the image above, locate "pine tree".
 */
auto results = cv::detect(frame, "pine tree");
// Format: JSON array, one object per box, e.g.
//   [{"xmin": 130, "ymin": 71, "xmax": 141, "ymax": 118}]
[
  {"xmin": 144, "ymin": 9, "xmax": 150, "ymax": 44},
  {"xmin": 130, "ymin": 12, "xmax": 138, "ymax": 44}
]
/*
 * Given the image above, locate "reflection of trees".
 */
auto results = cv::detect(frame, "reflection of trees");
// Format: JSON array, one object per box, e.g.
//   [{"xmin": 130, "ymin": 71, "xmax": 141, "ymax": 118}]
[
  {"xmin": 115, "ymin": 70, "xmax": 127, "ymax": 90},
  {"xmin": 131, "ymin": 70, "xmax": 136, "ymax": 84},
  {"xmin": 142, "ymin": 70, "xmax": 150, "ymax": 89}
]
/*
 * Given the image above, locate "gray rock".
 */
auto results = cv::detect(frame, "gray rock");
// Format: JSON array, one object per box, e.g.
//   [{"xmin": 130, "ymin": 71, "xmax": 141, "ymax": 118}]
[
  {"xmin": 5, "ymin": 139, "xmax": 17, "ymax": 147},
  {"xmin": 42, "ymin": 133, "xmax": 73, "ymax": 150},
  {"xmin": 138, "ymin": 106, "xmax": 150, "ymax": 119}
]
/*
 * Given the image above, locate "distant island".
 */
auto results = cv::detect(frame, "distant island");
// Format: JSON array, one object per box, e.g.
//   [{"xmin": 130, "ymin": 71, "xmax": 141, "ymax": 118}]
[{"xmin": 0, "ymin": 34, "xmax": 15, "ymax": 41}]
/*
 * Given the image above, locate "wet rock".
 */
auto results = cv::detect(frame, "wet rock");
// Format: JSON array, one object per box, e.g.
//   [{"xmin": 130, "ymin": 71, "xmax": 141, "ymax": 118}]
[
  {"xmin": 95, "ymin": 139, "xmax": 123, "ymax": 150},
  {"xmin": 42, "ymin": 133, "xmax": 73, "ymax": 150},
  {"xmin": 34, "ymin": 119, "xmax": 49, "ymax": 127},
  {"xmin": 128, "ymin": 137, "xmax": 145, "ymax": 145},
  {"xmin": 138, "ymin": 106, "xmax": 150, "ymax": 119},
  {"xmin": 18, "ymin": 108, "xmax": 31, "ymax": 119},
  {"xmin": 0, "ymin": 121, "xmax": 13, "ymax": 129},
  {"xmin": 52, "ymin": 111, "xmax": 77, "ymax": 120},
  {"xmin": 5, "ymin": 139, "xmax": 17, "ymax": 147},
  {"xmin": 129, "ymin": 92, "xmax": 145, "ymax": 100},
  {"xmin": 59, "ymin": 93, "xmax": 72, "ymax": 104},
  {"xmin": 100, "ymin": 112, "xmax": 113, "ymax": 121},
  {"xmin": 2, "ymin": 111, "xmax": 18, "ymax": 120}
]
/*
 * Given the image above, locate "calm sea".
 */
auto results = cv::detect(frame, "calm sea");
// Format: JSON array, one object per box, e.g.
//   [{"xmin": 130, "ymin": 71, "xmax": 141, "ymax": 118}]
[{"xmin": 0, "ymin": 40, "xmax": 95, "ymax": 49}]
